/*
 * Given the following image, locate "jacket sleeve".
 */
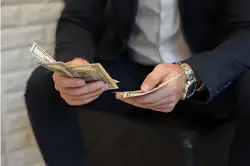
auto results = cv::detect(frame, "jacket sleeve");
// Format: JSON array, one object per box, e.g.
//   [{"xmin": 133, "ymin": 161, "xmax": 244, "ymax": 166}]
[
  {"xmin": 185, "ymin": 0, "xmax": 250, "ymax": 103},
  {"xmin": 54, "ymin": 0, "xmax": 107, "ymax": 63}
]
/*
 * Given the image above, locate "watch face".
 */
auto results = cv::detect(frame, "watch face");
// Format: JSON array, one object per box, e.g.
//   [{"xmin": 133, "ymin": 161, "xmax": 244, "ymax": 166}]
[{"xmin": 186, "ymin": 83, "xmax": 197, "ymax": 98}]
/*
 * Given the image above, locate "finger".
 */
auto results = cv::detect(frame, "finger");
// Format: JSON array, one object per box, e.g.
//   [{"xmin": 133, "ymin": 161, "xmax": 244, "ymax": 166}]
[
  {"xmin": 115, "ymin": 92, "xmax": 125, "ymax": 100},
  {"xmin": 152, "ymin": 102, "xmax": 177, "ymax": 113},
  {"xmin": 61, "ymin": 81, "xmax": 105, "ymax": 96},
  {"xmin": 116, "ymin": 94, "xmax": 143, "ymax": 108},
  {"xmin": 134, "ymin": 90, "xmax": 170, "ymax": 105},
  {"xmin": 152, "ymin": 102, "xmax": 176, "ymax": 110},
  {"xmin": 136, "ymin": 81, "xmax": 175, "ymax": 105},
  {"xmin": 115, "ymin": 93, "xmax": 139, "ymax": 106},
  {"xmin": 60, "ymin": 88, "xmax": 105, "ymax": 100},
  {"xmin": 116, "ymin": 97, "xmax": 135, "ymax": 105},
  {"xmin": 142, "ymin": 95, "xmax": 175, "ymax": 108},
  {"xmin": 63, "ymin": 95, "xmax": 100, "ymax": 106},
  {"xmin": 116, "ymin": 91, "xmax": 172, "ymax": 109},
  {"xmin": 67, "ymin": 58, "xmax": 89, "ymax": 65},
  {"xmin": 153, "ymin": 107, "xmax": 174, "ymax": 113},
  {"xmin": 141, "ymin": 64, "xmax": 170, "ymax": 92},
  {"xmin": 53, "ymin": 73, "xmax": 85, "ymax": 88}
]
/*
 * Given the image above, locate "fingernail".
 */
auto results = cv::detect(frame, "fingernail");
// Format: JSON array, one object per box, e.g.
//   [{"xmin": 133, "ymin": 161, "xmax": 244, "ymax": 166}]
[
  {"xmin": 115, "ymin": 93, "xmax": 122, "ymax": 100},
  {"xmin": 141, "ymin": 84, "xmax": 149, "ymax": 91}
]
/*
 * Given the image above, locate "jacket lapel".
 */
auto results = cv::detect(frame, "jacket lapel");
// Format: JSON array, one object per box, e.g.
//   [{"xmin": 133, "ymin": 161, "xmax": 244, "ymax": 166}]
[
  {"xmin": 111, "ymin": 0, "xmax": 138, "ymax": 39},
  {"xmin": 111, "ymin": 0, "xmax": 188, "ymax": 38},
  {"xmin": 178, "ymin": 0, "xmax": 188, "ymax": 31},
  {"xmin": 109, "ymin": 0, "xmax": 188, "ymax": 51}
]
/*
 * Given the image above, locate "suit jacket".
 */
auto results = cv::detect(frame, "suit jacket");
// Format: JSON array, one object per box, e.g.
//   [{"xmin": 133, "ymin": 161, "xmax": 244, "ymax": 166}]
[{"xmin": 55, "ymin": 0, "xmax": 250, "ymax": 103}]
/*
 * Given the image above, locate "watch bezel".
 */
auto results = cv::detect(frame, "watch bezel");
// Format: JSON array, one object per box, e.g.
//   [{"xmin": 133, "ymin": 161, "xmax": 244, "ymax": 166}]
[{"xmin": 186, "ymin": 81, "xmax": 197, "ymax": 99}]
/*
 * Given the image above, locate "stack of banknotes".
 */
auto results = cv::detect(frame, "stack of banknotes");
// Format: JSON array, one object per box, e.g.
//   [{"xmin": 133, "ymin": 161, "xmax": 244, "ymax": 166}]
[
  {"xmin": 29, "ymin": 42, "xmax": 182, "ymax": 98},
  {"xmin": 29, "ymin": 42, "xmax": 119, "ymax": 90}
]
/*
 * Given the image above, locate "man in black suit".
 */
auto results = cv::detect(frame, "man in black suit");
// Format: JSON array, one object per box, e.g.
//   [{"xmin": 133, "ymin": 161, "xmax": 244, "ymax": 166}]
[{"xmin": 25, "ymin": 0, "xmax": 250, "ymax": 166}]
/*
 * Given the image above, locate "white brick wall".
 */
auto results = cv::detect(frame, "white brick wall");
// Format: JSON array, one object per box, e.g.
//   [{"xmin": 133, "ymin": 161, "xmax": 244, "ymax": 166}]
[{"xmin": 2, "ymin": 1, "xmax": 64, "ymax": 166}]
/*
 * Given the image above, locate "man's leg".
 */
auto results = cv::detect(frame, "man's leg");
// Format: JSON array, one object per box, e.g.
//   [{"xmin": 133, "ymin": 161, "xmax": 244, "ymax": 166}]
[
  {"xmin": 25, "ymin": 66, "xmax": 86, "ymax": 166},
  {"xmin": 77, "ymin": 55, "xmax": 188, "ymax": 166},
  {"xmin": 228, "ymin": 71, "xmax": 250, "ymax": 166},
  {"xmin": 186, "ymin": 70, "xmax": 250, "ymax": 166}
]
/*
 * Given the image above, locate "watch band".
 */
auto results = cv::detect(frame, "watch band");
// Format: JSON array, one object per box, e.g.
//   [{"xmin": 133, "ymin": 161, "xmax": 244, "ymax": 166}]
[{"xmin": 175, "ymin": 62, "xmax": 197, "ymax": 100}]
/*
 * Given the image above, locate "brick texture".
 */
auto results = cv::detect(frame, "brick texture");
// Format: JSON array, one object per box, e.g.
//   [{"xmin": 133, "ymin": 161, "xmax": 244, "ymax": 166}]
[
  {"xmin": 5, "ymin": 131, "xmax": 30, "ymax": 153},
  {"xmin": 7, "ymin": 147, "xmax": 45, "ymax": 166},
  {"xmin": 21, "ymin": 3, "xmax": 64, "ymax": 26},
  {"xmin": 2, "ymin": 0, "xmax": 64, "ymax": 165},
  {"xmin": 2, "ymin": 70, "xmax": 34, "ymax": 95},
  {"xmin": 2, "ymin": 49, "xmax": 38, "ymax": 73},
  {"xmin": 2, "ymin": 6, "xmax": 22, "ymax": 28},
  {"xmin": 2, "ymin": 111, "xmax": 29, "ymax": 134},
  {"xmin": 2, "ymin": 93, "xmax": 27, "ymax": 113},
  {"xmin": 2, "ymin": 26, "xmax": 47, "ymax": 51}
]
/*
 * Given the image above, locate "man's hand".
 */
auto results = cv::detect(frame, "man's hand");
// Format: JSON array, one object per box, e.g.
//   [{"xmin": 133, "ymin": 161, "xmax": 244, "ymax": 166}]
[
  {"xmin": 116, "ymin": 64, "xmax": 187, "ymax": 113},
  {"xmin": 53, "ymin": 58, "xmax": 109, "ymax": 106}
]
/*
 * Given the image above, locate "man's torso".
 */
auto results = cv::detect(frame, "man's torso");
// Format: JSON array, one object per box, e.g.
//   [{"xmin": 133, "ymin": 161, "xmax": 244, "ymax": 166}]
[
  {"xmin": 95, "ymin": 0, "xmax": 225, "ymax": 62},
  {"xmin": 128, "ymin": 0, "xmax": 191, "ymax": 65}
]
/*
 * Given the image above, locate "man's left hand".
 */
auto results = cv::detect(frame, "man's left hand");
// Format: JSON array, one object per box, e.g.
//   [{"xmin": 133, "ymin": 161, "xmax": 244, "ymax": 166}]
[{"xmin": 116, "ymin": 64, "xmax": 187, "ymax": 113}]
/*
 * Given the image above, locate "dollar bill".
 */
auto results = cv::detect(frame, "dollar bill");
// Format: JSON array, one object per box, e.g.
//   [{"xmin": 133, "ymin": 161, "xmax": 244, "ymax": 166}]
[
  {"xmin": 66, "ymin": 64, "xmax": 119, "ymax": 89},
  {"xmin": 112, "ymin": 79, "xmax": 120, "ymax": 83},
  {"xmin": 30, "ymin": 42, "xmax": 56, "ymax": 63},
  {"xmin": 29, "ymin": 42, "xmax": 119, "ymax": 89},
  {"xmin": 121, "ymin": 74, "xmax": 182, "ymax": 98},
  {"xmin": 42, "ymin": 62, "xmax": 85, "ymax": 78},
  {"xmin": 30, "ymin": 47, "xmax": 48, "ymax": 63},
  {"xmin": 39, "ymin": 62, "xmax": 74, "ymax": 77},
  {"xmin": 41, "ymin": 62, "xmax": 118, "ymax": 89},
  {"xmin": 30, "ymin": 43, "xmax": 80, "ymax": 77},
  {"xmin": 29, "ymin": 42, "xmax": 87, "ymax": 77}
]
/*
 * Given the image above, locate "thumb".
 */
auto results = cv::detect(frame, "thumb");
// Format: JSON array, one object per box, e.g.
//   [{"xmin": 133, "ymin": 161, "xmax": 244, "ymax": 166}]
[
  {"xmin": 67, "ymin": 58, "xmax": 89, "ymax": 65},
  {"xmin": 141, "ymin": 64, "xmax": 170, "ymax": 92}
]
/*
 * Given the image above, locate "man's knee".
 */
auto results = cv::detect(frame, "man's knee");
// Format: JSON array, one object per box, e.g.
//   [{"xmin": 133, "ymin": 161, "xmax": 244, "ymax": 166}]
[
  {"xmin": 24, "ymin": 66, "xmax": 57, "ymax": 114},
  {"xmin": 25, "ymin": 66, "xmax": 54, "ymax": 98}
]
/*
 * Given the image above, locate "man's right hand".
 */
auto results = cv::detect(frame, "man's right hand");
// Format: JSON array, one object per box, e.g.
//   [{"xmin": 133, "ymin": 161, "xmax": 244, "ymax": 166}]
[{"xmin": 52, "ymin": 58, "xmax": 109, "ymax": 106}]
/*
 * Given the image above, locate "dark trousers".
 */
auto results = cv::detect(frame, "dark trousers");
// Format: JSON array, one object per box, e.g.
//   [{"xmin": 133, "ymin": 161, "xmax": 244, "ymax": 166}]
[{"xmin": 25, "ymin": 54, "xmax": 250, "ymax": 166}]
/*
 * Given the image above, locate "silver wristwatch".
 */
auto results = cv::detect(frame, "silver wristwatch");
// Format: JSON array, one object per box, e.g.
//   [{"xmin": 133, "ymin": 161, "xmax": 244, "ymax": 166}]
[{"xmin": 176, "ymin": 62, "xmax": 197, "ymax": 100}]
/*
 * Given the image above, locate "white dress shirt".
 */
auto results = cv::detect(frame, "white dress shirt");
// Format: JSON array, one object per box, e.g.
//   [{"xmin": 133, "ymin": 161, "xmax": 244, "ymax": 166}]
[{"xmin": 128, "ymin": 0, "xmax": 191, "ymax": 65}]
